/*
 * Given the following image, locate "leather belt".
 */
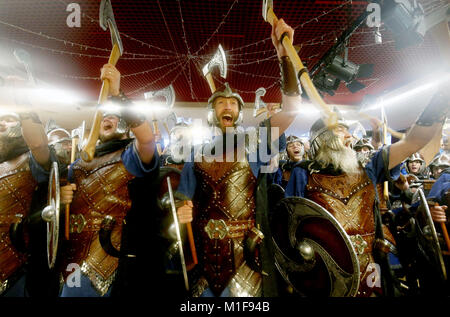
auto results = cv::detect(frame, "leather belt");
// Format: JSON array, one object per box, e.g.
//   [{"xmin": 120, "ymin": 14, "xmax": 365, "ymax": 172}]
[{"xmin": 202, "ymin": 219, "xmax": 255, "ymax": 240}]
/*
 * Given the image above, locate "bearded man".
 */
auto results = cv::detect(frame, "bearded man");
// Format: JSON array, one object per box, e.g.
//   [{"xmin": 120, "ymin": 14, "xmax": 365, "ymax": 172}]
[
  {"xmin": 59, "ymin": 63, "xmax": 161, "ymax": 297},
  {"xmin": 0, "ymin": 111, "xmax": 57, "ymax": 296},
  {"xmin": 175, "ymin": 19, "xmax": 299, "ymax": 297},
  {"xmin": 286, "ymin": 87, "xmax": 449, "ymax": 297}
]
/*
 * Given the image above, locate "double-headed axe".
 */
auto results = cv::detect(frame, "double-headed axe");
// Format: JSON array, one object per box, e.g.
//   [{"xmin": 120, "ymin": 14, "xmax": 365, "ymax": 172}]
[
  {"xmin": 81, "ymin": 0, "xmax": 123, "ymax": 162},
  {"xmin": 262, "ymin": 0, "xmax": 337, "ymax": 127},
  {"xmin": 144, "ymin": 84, "xmax": 175, "ymax": 155},
  {"xmin": 202, "ymin": 44, "xmax": 227, "ymax": 93},
  {"xmin": 63, "ymin": 121, "xmax": 86, "ymax": 240}
]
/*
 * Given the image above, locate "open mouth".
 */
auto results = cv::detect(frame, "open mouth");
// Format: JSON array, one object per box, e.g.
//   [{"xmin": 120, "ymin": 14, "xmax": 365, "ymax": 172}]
[
  {"xmin": 221, "ymin": 114, "xmax": 233, "ymax": 126},
  {"xmin": 102, "ymin": 122, "xmax": 114, "ymax": 132}
]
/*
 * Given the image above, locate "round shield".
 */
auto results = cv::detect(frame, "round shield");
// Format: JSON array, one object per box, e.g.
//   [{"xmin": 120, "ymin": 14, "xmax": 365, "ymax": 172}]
[
  {"xmin": 41, "ymin": 161, "xmax": 60, "ymax": 269},
  {"xmin": 271, "ymin": 197, "xmax": 360, "ymax": 297},
  {"xmin": 415, "ymin": 188, "xmax": 447, "ymax": 281}
]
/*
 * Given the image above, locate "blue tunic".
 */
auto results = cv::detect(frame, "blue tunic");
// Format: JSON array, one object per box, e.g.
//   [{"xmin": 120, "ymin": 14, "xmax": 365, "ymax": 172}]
[{"xmin": 427, "ymin": 172, "xmax": 450, "ymax": 204}]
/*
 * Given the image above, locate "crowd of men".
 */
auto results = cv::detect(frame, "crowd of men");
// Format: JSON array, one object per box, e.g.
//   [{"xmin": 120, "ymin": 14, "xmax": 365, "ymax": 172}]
[{"xmin": 0, "ymin": 18, "xmax": 449, "ymax": 299}]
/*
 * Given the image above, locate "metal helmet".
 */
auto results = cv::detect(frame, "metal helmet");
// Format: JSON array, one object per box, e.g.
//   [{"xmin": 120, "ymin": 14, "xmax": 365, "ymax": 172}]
[
  {"xmin": 207, "ymin": 82, "xmax": 244, "ymax": 127},
  {"xmin": 99, "ymin": 104, "xmax": 129, "ymax": 135},
  {"xmin": 353, "ymin": 137, "xmax": 374, "ymax": 151},
  {"xmin": 429, "ymin": 152, "xmax": 450, "ymax": 170},
  {"xmin": 0, "ymin": 111, "xmax": 22, "ymax": 138},
  {"xmin": 286, "ymin": 135, "xmax": 302, "ymax": 146},
  {"xmin": 309, "ymin": 111, "xmax": 348, "ymax": 159},
  {"xmin": 406, "ymin": 152, "xmax": 425, "ymax": 164},
  {"xmin": 47, "ymin": 125, "xmax": 71, "ymax": 146}
]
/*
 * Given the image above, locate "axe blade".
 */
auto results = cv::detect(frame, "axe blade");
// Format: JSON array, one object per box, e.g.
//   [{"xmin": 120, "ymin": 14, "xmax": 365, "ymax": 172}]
[
  {"xmin": 254, "ymin": 87, "xmax": 267, "ymax": 118},
  {"xmin": 262, "ymin": 0, "xmax": 274, "ymax": 22},
  {"xmin": 99, "ymin": 0, "xmax": 123, "ymax": 55},
  {"xmin": 202, "ymin": 44, "xmax": 227, "ymax": 79},
  {"xmin": 143, "ymin": 84, "xmax": 176, "ymax": 109}
]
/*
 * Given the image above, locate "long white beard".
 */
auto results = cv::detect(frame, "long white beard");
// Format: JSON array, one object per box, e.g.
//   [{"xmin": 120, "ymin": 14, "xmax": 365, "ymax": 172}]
[{"xmin": 315, "ymin": 133, "xmax": 360, "ymax": 174}]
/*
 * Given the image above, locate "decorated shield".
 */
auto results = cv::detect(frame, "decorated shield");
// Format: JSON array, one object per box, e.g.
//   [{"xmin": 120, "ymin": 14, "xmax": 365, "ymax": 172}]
[
  {"xmin": 41, "ymin": 162, "xmax": 60, "ymax": 269},
  {"xmin": 271, "ymin": 197, "xmax": 360, "ymax": 297}
]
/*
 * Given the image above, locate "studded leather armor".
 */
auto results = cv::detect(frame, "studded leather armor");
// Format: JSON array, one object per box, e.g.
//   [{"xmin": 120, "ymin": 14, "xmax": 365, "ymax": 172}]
[
  {"xmin": 0, "ymin": 152, "xmax": 36, "ymax": 292},
  {"xmin": 192, "ymin": 158, "xmax": 261, "ymax": 297},
  {"xmin": 60, "ymin": 148, "xmax": 135, "ymax": 296},
  {"xmin": 305, "ymin": 168, "xmax": 395, "ymax": 297}
]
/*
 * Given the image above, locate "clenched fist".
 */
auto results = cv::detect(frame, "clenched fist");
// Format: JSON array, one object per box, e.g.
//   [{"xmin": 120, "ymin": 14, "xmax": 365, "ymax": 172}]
[
  {"xmin": 177, "ymin": 200, "xmax": 193, "ymax": 224},
  {"xmin": 60, "ymin": 183, "xmax": 77, "ymax": 205},
  {"xmin": 430, "ymin": 204, "xmax": 448, "ymax": 223},
  {"xmin": 100, "ymin": 63, "xmax": 121, "ymax": 97}
]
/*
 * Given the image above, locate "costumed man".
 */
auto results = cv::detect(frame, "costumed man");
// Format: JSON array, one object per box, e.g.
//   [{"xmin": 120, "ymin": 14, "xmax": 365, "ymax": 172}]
[
  {"xmin": 22, "ymin": 123, "xmax": 72, "ymax": 297},
  {"xmin": 286, "ymin": 85, "xmax": 449, "ymax": 297},
  {"xmin": 59, "ymin": 63, "xmax": 161, "ymax": 297},
  {"xmin": 429, "ymin": 152, "xmax": 450, "ymax": 180},
  {"xmin": 273, "ymin": 135, "xmax": 304, "ymax": 188},
  {"xmin": 402, "ymin": 153, "xmax": 430, "ymax": 180},
  {"xmin": 175, "ymin": 19, "xmax": 300, "ymax": 297},
  {"xmin": 160, "ymin": 121, "xmax": 192, "ymax": 170},
  {"xmin": 0, "ymin": 110, "xmax": 58, "ymax": 297},
  {"xmin": 402, "ymin": 157, "xmax": 450, "ymax": 296}
]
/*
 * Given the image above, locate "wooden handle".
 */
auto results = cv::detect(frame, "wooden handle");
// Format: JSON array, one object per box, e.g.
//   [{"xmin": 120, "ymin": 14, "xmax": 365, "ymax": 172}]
[
  {"xmin": 65, "ymin": 204, "xmax": 70, "ymax": 240},
  {"xmin": 440, "ymin": 222, "xmax": 450, "ymax": 253},
  {"xmin": 383, "ymin": 181, "xmax": 389, "ymax": 203},
  {"xmin": 266, "ymin": 7, "xmax": 337, "ymax": 127},
  {"xmin": 436, "ymin": 203, "xmax": 450, "ymax": 252},
  {"xmin": 186, "ymin": 223, "xmax": 198, "ymax": 265},
  {"xmin": 80, "ymin": 110, "xmax": 103, "ymax": 162},
  {"xmin": 205, "ymin": 73, "xmax": 216, "ymax": 94},
  {"xmin": 65, "ymin": 138, "xmax": 79, "ymax": 240},
  {"xmin": 81, "ymin": 44, "xmax": 122, "ymax": 162}
]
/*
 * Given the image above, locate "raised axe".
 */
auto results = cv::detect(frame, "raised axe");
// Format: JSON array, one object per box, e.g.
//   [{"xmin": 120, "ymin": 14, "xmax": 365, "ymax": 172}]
[
  {"xmin": 254, "ymin": 87, "xmax": 268, "ymax": 118},
  {"xmin": 202, "ymin": 44, "xmax": 227, "ymax": 93},
  {"xmin": 13, "ymin": 48, "xmax": 36, "ymax": 86},
  {"xmin": 81, "ymin": 0, "xmax": 123, "ymax": 162},
  {"xmin": 262, "ymin": 0, "xmax": 338, "ymax": 128},
  {"xmin": 143, "ymin": 84, "xmax": 175, "ymax": 155},
  {"xmin": 63, "ymin": 121, "xmax": 85, "ymax": 241}
]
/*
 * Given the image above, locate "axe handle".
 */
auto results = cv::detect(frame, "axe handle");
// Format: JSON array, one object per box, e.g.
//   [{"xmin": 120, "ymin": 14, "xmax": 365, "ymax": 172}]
[
  {"xmin": 265, "ymin": 7, "xmax": 337, "ymax": 127},
  {"xmin": 65, "ymin": 137, "xmax": 80, "ymax": 240},
  {"xmin": 81, "ymin": 44, "xmax": 122, "ymax": 162},
  {"xmin": 435, "ymin": 203, "xmax": 450, "ymax": 253},
  {"xmin": 80, "ymin": 110, "xmax": 103, "ymax": 162},
  {"xmin": 186, "ymin": 223, "xmax": 198, "ymax": 266},
  {"xmin": 205, "ymin": 73, "xmax": 216, "ymax": 94},
  {"xmin": 151, "ymin": 116, "xmax": 163, "ymax": 155}
]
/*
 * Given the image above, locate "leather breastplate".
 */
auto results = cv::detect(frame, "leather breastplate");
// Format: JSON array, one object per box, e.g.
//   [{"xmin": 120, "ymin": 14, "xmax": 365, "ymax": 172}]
[
  {"xmin": 193, "ymin": 158, "xmax": 261, "ymax": 296},
  {"xmin": 305, "ymin": 169, "xmax": 394, "ymax": 297},
  {"xmin": 61, "ymin": 148, "xmax": 135, "ymax": 295},
  {"xmin": 0, "ymin": 152, "xmax": 36, "ymax": 287}
]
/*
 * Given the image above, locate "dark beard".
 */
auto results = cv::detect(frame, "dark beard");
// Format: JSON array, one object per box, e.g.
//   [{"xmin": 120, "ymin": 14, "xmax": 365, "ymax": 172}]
[
  {"xmin": 0, "ymin": 136, "xmax": 28, "ymax": 163},
  {"xmin": 99, "ymin": 131, "xmax": 126, "ymax": 144}
]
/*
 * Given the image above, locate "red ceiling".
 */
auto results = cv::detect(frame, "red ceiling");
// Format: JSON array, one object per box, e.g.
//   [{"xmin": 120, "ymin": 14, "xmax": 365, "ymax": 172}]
[{"xmin": 0, "ymin": 0, "xmax": 447, "ymax": 106}]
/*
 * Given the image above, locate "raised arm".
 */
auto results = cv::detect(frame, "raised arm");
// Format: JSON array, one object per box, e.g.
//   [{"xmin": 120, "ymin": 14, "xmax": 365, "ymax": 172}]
[
  {"xmin": 102, "ymin": 63, "xmax": 156, "ymax": 165},
  {"xmin": 20, "ymin": 112, "xmax": 51, "ymax": 170},
  {"xmin": 388, "ymin": 87, "xmax": 449, "ymax": 169},
  {"xmin": 269, "ymin": 18, "xmax": 301, "ymax": 139}
]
